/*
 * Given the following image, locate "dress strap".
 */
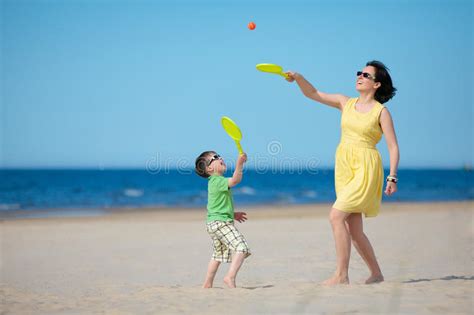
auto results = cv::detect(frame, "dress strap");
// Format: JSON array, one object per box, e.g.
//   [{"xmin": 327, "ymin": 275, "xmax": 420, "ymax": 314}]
[
  {"xmin": 374, "ymin": 103, "xmax": 386, "ymax": 120},
  {"xmin": 372, "ymin": 103, "xmax": 386, "ymax": 130},
  {"xmin": 343, "ymin": 98, "xmax": 357, "ymax": 112}
]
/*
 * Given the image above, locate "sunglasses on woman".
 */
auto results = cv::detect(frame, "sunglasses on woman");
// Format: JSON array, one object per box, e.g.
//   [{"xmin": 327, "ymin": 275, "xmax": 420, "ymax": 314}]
[
  {"xmin": 357, "ymin": 71, "xmax": 376, "ymax": 81},
  {"xmin": 207, "ymin": 154, "xmax": 222, "ymax": 166}
]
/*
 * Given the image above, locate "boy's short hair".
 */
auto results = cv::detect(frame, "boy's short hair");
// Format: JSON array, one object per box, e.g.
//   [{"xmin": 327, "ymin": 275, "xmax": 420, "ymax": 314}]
[{"xmin": 195, "ymin": 151, "xmax": 215, "ymax": 178}]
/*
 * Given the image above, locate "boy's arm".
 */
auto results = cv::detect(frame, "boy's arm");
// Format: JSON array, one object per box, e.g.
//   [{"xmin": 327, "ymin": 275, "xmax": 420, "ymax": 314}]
[{"xmin": 228, "ymin": 153, "xmax": 247, "ymax": 188}]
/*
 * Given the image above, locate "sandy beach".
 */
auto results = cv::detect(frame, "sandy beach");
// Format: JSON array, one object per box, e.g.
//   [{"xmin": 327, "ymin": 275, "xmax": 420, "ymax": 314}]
[{"xmin": 1, "ymin": 201, "xmax": 472, "ymax": 314}]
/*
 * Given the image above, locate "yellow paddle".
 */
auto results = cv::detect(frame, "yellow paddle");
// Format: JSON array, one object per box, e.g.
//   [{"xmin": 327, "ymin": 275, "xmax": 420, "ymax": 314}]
[
  {"xmin": 221, "ymin": 116, "xmax": 243, "ymax": 155},
  {"xmin": 256, "ymin": 63, "xmax": 289, "ymax": 79}
]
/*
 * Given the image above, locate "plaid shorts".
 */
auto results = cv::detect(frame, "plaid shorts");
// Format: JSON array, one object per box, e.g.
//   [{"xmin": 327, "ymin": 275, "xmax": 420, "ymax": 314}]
[{"xmin": 206, "ymin": 221, "xmax": 251, "ymax": 263}]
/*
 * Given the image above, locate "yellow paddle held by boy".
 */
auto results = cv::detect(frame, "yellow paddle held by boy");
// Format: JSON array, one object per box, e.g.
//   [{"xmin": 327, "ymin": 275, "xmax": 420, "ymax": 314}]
[{"xmin": 221, "ymin": 116, "xmax": 244, "ymax": 155}]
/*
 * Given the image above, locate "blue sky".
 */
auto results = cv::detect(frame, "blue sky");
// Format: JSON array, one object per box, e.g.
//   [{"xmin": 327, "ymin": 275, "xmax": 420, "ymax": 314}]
[{"xmin": 1, "ymin": 0, "xmax": 472, "ymax": 169}]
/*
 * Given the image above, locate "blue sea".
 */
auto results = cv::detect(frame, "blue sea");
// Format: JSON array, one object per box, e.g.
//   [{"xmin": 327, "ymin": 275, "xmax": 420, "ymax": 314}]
[{"xmin": 0, "ymin": 169, "xmax": 472, "ymax": 218}]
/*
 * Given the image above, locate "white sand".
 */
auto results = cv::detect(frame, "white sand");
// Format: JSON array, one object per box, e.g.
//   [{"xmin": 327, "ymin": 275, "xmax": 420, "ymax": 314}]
[{"xmin": 1, "ymin": 202, "xmax": 473, "ymax": 314}]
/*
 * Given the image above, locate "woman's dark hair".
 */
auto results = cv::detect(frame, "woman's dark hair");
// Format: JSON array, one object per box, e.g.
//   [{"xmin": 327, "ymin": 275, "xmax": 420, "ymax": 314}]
[
  {"xmin": 366, "ymin": 60, "xmax": 397, "ymax": 104},
  {"xmin": 195, "ymin": 151, "xmax": 215, "ymax": 178}
]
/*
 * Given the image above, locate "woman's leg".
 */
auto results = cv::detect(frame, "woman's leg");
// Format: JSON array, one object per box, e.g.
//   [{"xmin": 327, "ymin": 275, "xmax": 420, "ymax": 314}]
[
  {"xmin": 323, "ymin": 208, "xmax": 351, "ymax": 285},
  {"xmin": 346, "ymin": 213, "xmax": 384, "ymax": 284}
]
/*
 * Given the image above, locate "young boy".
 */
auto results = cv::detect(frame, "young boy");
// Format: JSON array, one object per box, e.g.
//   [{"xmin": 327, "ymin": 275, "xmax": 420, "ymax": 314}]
[{"xmin": 195, "ymin": 151, "xmax": 251, "ymax": 288}]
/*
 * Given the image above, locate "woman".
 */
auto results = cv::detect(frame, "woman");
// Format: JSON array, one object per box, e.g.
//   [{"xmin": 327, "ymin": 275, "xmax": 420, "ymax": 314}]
[{"xmin": 286, "ymin": 60, "xmax": 399, "ymax": 285}]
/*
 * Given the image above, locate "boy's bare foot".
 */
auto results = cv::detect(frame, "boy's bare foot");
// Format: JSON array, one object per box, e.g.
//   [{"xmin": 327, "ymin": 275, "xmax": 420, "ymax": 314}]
[
  {"xmin": 223, "ymin": 276, "xmax": 236, "ymax": 288},
  {"xmin": 202, "ymin": 282, "xmax": 213, "ymax": 288},
  {"xmin": 365, "ymin": 274, "xmax": 384, "ymax": 284},
  {"xmin": 322, "ymin": 275, "xmax": 349, "ymax": 286}
]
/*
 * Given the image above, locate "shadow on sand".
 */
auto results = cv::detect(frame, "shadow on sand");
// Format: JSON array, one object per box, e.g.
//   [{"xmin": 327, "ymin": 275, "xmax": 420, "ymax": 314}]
[
  {"xmin": 403, "ymin": 275, "xmax": 474, "ymax": 283},
  {"xmin": 242, "ymin": 285, "xmax": 275, "ymax": 290}
]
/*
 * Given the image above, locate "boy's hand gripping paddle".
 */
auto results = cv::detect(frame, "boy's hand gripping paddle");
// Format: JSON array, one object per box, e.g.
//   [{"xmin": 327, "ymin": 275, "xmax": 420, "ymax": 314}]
[
  {"xmin": 256, "ymin": 63, "xmax": 289, "ymax": 79},
  {"xmin": 221, "ymin": 116, "xmax": 243, "ymax": 155}
]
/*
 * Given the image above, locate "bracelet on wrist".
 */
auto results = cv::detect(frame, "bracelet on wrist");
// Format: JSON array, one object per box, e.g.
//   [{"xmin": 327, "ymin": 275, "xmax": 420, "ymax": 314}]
[{"xmin": 386, "ymin": 175, "xmax": 398, "ymax": 183}]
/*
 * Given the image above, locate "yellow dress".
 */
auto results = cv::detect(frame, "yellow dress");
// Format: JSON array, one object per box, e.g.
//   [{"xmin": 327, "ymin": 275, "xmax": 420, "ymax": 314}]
[{"xmin": 333, "ymin": 98, "xmax": 385, "ymax": 217}]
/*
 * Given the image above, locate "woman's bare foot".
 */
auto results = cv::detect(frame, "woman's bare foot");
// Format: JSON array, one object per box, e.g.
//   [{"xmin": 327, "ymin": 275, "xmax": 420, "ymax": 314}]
[
  {"xmin": 223, "ymin": 276, "xmax": 236, "ymax": 288},
  {"xmin": 202, "ymin": 282, "xmax": 213, "ymax": 288},
  {"xmin": 365, "ymin": 274, "xmax": 384, "ymax": 284},
  {"xmin": 322, "ymin": 275, "xmax": 349, "ymax": 286}
]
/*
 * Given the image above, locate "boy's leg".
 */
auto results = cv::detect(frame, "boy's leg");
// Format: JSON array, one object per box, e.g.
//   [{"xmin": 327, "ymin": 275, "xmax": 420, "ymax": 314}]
[
  {"xmin": 204, "ymin": 221, "xmax": 228, "ymax": 288},
  {"xmin": 223, "ymin": 252, "xmax": 246, "ymax": 288},
  {"xmin": 203, "ymin": 259, "xmax": 221, "ymax": 288},
  {"xmin": 211, "ymin": 222, "xmax": 250, "ymax": 288}
]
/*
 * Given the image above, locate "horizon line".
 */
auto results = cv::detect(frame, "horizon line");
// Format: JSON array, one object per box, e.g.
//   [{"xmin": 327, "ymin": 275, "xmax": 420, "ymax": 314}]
[{"xmin": 1, "ymin": 166, "xmax": 472, "ymax": 171}]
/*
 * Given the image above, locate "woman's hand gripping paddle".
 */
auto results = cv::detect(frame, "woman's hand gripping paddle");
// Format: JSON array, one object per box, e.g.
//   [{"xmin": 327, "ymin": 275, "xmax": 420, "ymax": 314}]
[
  {"xmin": 221, "ymin": 116, "xmax": 244, "ymax": 155},
  {"xmin": 256, "ymin": 63, "xmax": 289, "ymax": 79}
]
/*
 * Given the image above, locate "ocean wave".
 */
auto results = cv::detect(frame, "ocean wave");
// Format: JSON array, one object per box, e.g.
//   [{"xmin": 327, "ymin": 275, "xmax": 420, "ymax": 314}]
[
  {"xmin": 301, "ymin": 190, "xmax": 318, "ymax": 198},
  {"xmin": 123, "ymin": 189, "xmax": 144, "ymax": 197},
  {"xmin": 234, "ymin": 186, "xmax": 256, "ymax": 195},
  {"xmin": 0, "ymin": 203, "xmax": 21, "ymax": 211}
]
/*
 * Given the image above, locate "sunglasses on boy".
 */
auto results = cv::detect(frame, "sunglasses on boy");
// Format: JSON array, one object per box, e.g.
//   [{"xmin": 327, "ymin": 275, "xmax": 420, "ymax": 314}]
[
  {"xmin": 357, "ymin": 71, "xmax": 376, "ymax": 81},
  {"xmin": 207, "ymin": 154, "xmax": 222, "ymax": 166}
]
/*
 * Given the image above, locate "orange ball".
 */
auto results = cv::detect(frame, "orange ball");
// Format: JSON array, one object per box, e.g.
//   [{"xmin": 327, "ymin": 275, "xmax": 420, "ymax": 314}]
[{"xmin": 247, "ymin": 22, "xmax": 256, "ymax": 30}]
